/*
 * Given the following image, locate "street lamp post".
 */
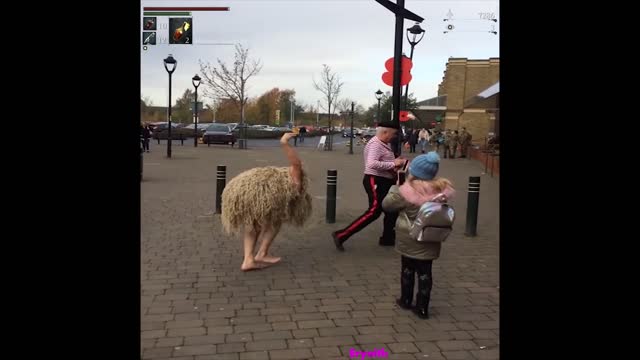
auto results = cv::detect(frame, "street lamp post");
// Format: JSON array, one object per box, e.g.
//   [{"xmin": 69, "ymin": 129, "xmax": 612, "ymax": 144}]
[
  {"xmin": 163, "ymin": 54, "xmax": 177, "ymax": 158},
  {"xmin": 404, "ymin": 23, "xmax": 425, "ymax": 130},
  {"xmin": 375, "ymin": 89, "xmax": 383, "ymax": 125},
  {"xmin": 192, "ymin": 74, "xmax": 201, "ymax": 147},
  {"xmin": 349, "ymin": 102, "xmax": 355, "ymax": 155}
]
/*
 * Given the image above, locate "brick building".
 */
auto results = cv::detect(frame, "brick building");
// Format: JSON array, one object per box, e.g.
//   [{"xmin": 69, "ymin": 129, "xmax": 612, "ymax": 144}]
[{"xmin": 438, "ymin": 57, "xmax": 499, "ymax": 142}]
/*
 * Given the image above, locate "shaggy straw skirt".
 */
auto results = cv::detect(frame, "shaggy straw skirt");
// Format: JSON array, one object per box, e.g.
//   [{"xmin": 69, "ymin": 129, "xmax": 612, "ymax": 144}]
[{"xmin": 221, "ymin": 166, "xmax": 312, "ymax": 235}]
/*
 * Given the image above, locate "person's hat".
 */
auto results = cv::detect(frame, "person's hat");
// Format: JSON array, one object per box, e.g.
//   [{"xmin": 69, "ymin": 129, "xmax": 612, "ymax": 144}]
[
  {"xmin": 376, "ymin": 121, "xmax": 400, "ymax": 130},
  {"xmin": 408, "ymin": 151, "xmax": 440, "ymax": 180}
]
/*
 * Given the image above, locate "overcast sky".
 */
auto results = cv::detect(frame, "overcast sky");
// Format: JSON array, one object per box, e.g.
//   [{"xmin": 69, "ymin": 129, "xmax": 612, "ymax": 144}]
[{"xmin": 141, "ymin": 0, "xmax": 499, "ymax": 112}]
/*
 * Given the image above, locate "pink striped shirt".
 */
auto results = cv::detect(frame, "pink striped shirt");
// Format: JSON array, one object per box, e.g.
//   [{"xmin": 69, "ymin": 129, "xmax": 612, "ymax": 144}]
[{"xmin": 364, "ymin": 136, "xmax": 396, "ymax": 179}]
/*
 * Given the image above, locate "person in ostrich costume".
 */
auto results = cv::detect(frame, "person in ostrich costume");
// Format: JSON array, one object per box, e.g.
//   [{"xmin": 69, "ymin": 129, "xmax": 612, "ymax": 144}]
[{"xmin": 221, "ymin": 133, "xmax": 313, "ymax": 271}]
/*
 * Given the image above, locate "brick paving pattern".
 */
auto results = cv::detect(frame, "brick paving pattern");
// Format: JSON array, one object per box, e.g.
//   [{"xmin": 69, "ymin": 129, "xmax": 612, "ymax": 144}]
[{"xmin": 142, "ymin": 141, "xmax": 499, "ymax": 359}]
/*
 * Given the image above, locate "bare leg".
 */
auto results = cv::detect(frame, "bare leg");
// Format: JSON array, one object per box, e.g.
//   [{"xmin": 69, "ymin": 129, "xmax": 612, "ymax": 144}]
[
  {"xmin": 255, "ymin": 223, "xmax": 282, "ymax": 265},
  {"xmin": 241, "ymin": 226, "xmax": 265, "ymax": 271}
]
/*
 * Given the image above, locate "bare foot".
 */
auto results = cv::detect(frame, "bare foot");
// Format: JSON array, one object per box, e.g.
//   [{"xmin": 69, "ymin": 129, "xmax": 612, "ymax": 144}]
[
  {"xmin": 254, "ymin": 255, "xmax": 282, "ymax": 264},
  {"xmin": 240, "ymin": 259, "xmax": 267, "ymax": 271}
]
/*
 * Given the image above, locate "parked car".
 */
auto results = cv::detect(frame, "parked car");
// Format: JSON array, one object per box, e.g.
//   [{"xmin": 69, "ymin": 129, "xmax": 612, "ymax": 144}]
[
  {"xmin": 342, "ymin": 128, "xmax": 360, "ymax": 137},
  {"xmin": 152, "ymin": 122, "xmax": 179, "ymax": 131},
  {"xmin": 361, "ymin": 128, "xmax": 377, "ymax": 139},
  {"xmin": 183, "ymin": 123, "xmax": 209, "ymax": 134},
  {"xmin": 203, "ymin": 124, "xmax": 236, "ymax": 146}
]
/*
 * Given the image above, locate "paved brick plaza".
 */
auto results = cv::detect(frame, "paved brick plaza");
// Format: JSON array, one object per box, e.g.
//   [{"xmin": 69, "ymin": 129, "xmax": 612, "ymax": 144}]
[{"xmin": 141, "ymin": 139, "xmax": 499, "ymax": 360}]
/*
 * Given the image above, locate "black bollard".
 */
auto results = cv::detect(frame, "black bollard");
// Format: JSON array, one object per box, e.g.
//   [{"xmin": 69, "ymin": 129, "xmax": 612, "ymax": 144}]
[
  {"xmin": 326, "ymin": 169, "xmax": 337, "ymax": 223},
  {"xmin": 215, "ymin": 165, "xmax": 226, "ymax": 214},
  {"xmin": 465, "ymin": 176, "xmax": 481, "ymax": 237},
  {"xmin": 157, "ymin": 137, "xmax": 161, "ymax": 145}
]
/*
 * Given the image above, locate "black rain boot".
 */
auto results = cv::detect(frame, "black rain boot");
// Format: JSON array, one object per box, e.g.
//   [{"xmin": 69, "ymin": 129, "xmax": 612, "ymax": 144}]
[
  {"xmin": 396, "ymin": 257, "xmax": 414, "ymax": 310},
  {"xmin": 413, "ymin": 261, "xmax": 433, "ymax": 319}
]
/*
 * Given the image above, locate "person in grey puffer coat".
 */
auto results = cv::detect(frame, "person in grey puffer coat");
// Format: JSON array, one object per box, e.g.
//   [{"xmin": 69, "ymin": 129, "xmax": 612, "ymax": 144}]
[{"xmin": 382, "ymin": 152, "xmax": 455, "ymax": 319}]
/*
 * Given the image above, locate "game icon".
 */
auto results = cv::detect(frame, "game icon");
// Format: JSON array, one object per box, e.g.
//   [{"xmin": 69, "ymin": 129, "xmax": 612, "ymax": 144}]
[
  {"xmin": 143, "ymin": 17, "xmax": 156, "ymax": 30},
  {"xmin": 143, "ymin": 32, "xmax": 156, "ymax": 45},
  {"xmin": 169, "ymin": 18, "xmax": 193, "ymax": 44}
]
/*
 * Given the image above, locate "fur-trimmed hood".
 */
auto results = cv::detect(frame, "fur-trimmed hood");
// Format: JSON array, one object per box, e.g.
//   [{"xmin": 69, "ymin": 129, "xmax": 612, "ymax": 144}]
[{"xmin": 398, "ymin": 180, "xmax": 455, "ymax": 206}]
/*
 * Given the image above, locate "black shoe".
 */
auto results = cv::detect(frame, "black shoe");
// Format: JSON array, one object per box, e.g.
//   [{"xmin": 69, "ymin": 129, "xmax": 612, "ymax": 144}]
[
  {"xmin": 379, "ymin": 237, "xmax": 395, "ymax": 246},
  {"xmin": 332, "ymin": 231, "xmax": 344, "ymax": 251},
  {"xmin": 396, "ymin": 298, "xmax": 412, "ymax": 310},
  {"xmin": 412, "ymin": 307, "xmax": 429, "ymax": 319}
]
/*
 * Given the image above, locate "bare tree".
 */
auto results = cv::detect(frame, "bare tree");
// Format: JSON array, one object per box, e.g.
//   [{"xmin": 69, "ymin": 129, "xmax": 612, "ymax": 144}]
[
  {"xmin": 199, "ymin": 44, "xmax": 262, "ymax": 133},
  {"xmin": 336, "ymin": 98, "xmax": 353, "ymax": 114},
  {"xmin": 313, "ymin": 64, "xmax": 344, "ymax": 150}
]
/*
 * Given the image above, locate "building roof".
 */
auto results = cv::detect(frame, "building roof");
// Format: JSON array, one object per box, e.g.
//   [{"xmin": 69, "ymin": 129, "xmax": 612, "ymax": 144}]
[
  {"xmin": 464, "ymin": 81, "xmax": 499, "ymax": 109},
  {"xmin": 416, "ymin": 95, "xmax": 447, "ymax": 107}
]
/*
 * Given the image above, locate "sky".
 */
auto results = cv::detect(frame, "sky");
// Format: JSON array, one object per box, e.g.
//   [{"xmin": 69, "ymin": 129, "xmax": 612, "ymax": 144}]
[{"xmin": 141, "ymin": 0, "xmax": 499, "ymax": 113}]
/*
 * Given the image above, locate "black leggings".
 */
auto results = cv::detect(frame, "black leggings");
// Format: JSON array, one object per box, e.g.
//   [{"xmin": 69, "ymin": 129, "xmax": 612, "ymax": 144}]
[{"xmin": 400, "ymin": 256, "xmax": 433, "ymax": 309}]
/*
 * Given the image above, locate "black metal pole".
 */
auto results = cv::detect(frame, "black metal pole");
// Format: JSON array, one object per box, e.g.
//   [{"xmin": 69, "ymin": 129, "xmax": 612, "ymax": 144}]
[
  {"xmin": 377, "ymin": 99, "xmax": 381, "ymax": 124},
  {"xmin": 404, "ymin": 43, "xmax": 415, "ymax": 130},
  {"xmin": 194, "ymin": 87, "xmax": 198, "ymax": 147},
  {"xmin": 328, "ymin": 104, "xmax": 333, "ymax": 151},
  {"xmin": 326, "ymin": 169, "xmax": 337, "ymax": 223},
  {"xmin": 167, "ymin": 72, "xmax": 173, "ymax": 158},
  {"xmin": 465, "ymin": 176, "xmax": 480, "ymax": 237},
  {"xmin": 349, "ymin": 102, "xmax": 354, "ymax": 155},
  {"xmin": 392, "ymin": 0, "xmax": 405, "ymax": 156},
  {"xmin": 215, "ymin": 165, "xmax": 226, "ymax": 214}
]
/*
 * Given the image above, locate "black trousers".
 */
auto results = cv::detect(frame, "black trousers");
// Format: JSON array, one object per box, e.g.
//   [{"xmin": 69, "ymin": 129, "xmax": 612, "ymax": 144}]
[
  {"xmin": 334, "ymin": 174, "xmax": 397, "ymax": 243},
  {"xmin": 400, "ymin": 256, "xmax": 433, "ymax": 310},
  {"xmin": 142, "ymin": 138, "xmax": 150, "ymax": 151},
  {"xmin": 410, "ymin": 143, "xmax": 416, "ymax": 153}
]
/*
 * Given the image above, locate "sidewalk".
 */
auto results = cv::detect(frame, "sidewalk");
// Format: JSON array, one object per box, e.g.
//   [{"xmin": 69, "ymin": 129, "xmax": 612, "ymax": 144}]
[{"xmin": 141, "ymin": 143, "xmax": 499, "ymax": 360}]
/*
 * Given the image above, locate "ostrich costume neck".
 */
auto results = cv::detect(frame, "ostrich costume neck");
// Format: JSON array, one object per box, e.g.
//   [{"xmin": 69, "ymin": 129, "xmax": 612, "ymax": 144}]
[{"xmin": 221, "ymin": 166, "xmax": 313, "ymax": 234}]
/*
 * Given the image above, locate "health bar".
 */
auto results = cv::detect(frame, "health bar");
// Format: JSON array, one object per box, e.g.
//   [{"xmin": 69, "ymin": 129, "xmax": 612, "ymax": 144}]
[
  {"xmin": 144, "ymin": 12, "xmax": 191, "ymax": 16},
  {"xmin": 143, "ymin": 7, "xmax": 230, "ymax": 11}
]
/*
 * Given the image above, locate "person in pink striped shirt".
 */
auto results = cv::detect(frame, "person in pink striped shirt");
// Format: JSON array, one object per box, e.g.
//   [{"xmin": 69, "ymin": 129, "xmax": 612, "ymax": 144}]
[{"xmin": 331, "ymin": 122, "xmax": 407, "ymax": 251}]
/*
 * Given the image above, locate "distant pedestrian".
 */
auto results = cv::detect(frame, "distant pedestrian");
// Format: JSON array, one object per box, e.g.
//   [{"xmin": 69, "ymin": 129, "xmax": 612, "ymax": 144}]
[
  {"xmin": 459, "ymin": 127, "xmax": 472, "ymax": 158},
  {"xmin": 418, "ymin": 128, "xmax": 429, "ymax": 153},
  {"xmin": 298, "ymin": 126, "xmax": 307, "ymax": 143},
  {"xmin": 409, "ymin": 129, "xmax": 419, "ymax": 153},
  {"xmin": 142, "ymin": 125, "xmax": 151, "ymax": 152}
]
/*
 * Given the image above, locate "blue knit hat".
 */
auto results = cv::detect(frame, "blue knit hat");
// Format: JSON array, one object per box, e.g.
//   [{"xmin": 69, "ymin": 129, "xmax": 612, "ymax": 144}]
[{"xmin": 408, "ymin": 152, "xmax": 440, "ymax": 180}]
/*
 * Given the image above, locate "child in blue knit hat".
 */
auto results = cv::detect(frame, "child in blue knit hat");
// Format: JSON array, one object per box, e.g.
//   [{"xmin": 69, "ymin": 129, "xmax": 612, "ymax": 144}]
[{"xmin": 382, "ymin": 151, "xmax": 455, "ymax": 319}]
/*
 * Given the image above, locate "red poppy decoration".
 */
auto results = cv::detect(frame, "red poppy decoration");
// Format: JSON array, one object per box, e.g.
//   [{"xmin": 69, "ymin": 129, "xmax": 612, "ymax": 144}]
[{"xmin": 382, "ymin": 56, "xmax": 413, "ymax": 87}]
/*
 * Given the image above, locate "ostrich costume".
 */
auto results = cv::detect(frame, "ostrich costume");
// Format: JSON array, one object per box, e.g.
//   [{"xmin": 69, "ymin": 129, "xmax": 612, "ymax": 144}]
[{"xmin": 221, "ymin": 166, "xmax": 313, "ymax": 235}]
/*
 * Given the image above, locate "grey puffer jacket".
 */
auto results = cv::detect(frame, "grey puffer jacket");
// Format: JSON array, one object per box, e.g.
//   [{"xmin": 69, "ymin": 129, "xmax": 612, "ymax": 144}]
[{"xmin": 382, "ymin": 181, "xmax": 455, "ymax": 260}]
